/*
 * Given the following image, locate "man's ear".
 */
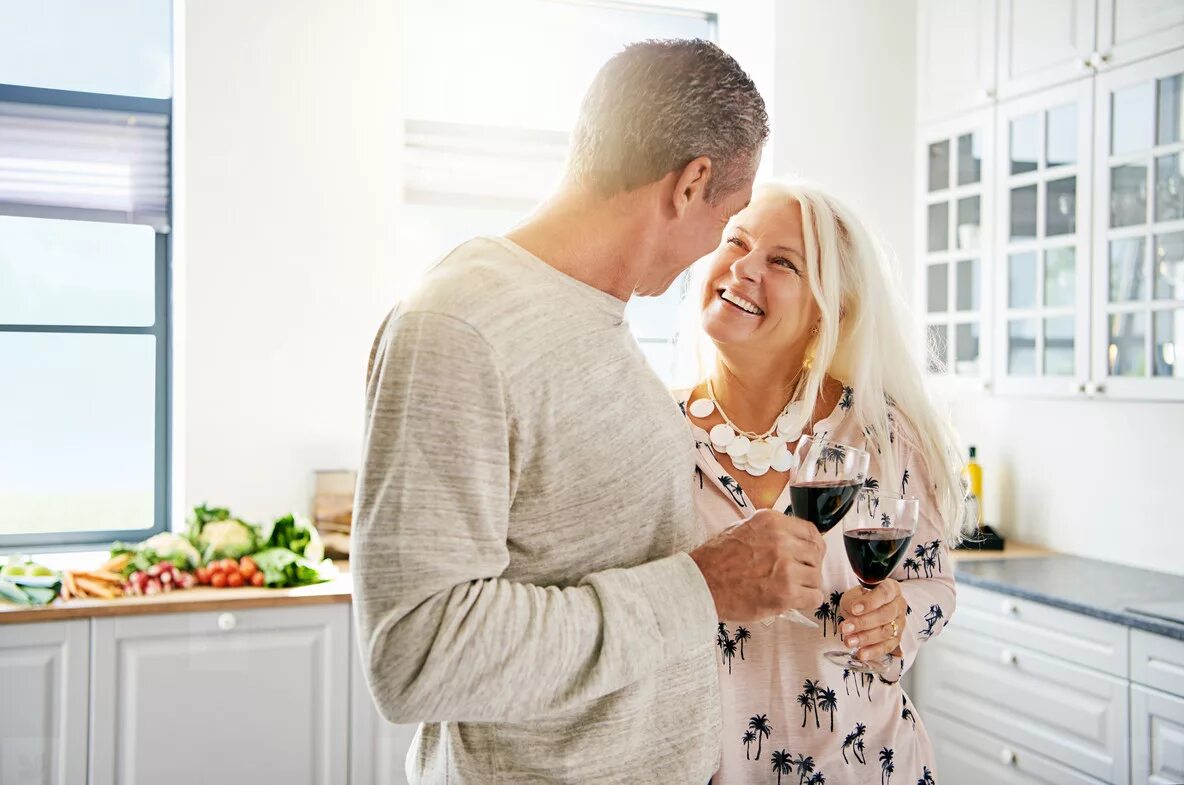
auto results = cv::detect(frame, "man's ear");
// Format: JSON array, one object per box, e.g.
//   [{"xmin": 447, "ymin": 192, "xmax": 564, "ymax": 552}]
[{"xmin": 671, "ymin": 156, "xmax": 712, "ymax": 218}]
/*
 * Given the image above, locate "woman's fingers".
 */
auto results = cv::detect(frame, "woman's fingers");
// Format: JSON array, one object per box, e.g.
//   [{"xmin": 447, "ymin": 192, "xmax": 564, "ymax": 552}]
[{"xmin": 854, "ymin": 628, "xmax": 903, "ymax": 663}]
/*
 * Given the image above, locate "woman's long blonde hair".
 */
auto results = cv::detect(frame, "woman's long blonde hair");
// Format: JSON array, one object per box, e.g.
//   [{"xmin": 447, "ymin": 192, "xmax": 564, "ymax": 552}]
[{"xmin": 673, "ymin": 179, "xmax": 972, "ymax": 544}]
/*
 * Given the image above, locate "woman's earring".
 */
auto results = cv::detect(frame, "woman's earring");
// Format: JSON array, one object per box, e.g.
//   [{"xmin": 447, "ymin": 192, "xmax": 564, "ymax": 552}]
[{"xmin": 810, "ymin": 323, "xmax": 820, "ymax": 335}]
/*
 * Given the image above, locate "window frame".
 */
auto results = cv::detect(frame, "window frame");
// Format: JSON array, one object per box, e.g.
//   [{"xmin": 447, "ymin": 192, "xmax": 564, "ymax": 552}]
[{"xmin": 0, "ymin": 83, "xmax": 172, "ymax": 552}]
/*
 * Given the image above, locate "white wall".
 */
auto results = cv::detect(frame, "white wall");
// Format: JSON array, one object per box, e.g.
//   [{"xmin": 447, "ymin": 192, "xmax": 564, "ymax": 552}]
[
  {"xmin": 178, "ymin": 0, "xmax": 400, "ymax": 523},
  {"xmin": 768, "ymin": 0, "xmax": 918, "ymax": 299},
  {"xmin": 948, "ymin": 397, "xmax": 1184, "ymax": 575}
]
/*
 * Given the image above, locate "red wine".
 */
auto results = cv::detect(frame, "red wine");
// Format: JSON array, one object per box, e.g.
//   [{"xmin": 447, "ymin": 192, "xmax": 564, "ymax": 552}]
[
  {"xmin": 788, "ymin": 480, "xmax": 862, "ymax": 534},
  {"xmin": 844, "ymin": 528, "xmax": 914, "ymax": 587}
]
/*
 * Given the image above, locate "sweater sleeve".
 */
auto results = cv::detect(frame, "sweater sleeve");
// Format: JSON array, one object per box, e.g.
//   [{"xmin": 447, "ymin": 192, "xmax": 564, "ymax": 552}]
[{"xmin": 351, "ymin": 310, "xmax": 718, "ymax": 723}]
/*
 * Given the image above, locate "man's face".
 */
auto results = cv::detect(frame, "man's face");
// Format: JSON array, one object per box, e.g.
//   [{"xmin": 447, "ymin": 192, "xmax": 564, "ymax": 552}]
[{"xmin": 634, "ymin": 161, "xmax": 757, "ymax": 297}]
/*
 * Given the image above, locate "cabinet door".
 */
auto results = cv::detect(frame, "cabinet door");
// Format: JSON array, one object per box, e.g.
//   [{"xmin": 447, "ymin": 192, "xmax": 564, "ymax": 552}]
[
  {"xmin": 998, "ymin": 0, "xmax": 1096, "ymax": 99},
  {"xmin": 917, "ymin": 0, "xmax": 997, "ymax": 123},
  {"xmin": 1131, "ymin": 684, "xmax": 1184, "ymax": 785},
  {"xmin": 349, "ymin": 621, "xmax": 417, "ymax": 785},
  {"xmin": 1092, "ymin": 48, "xmax": 1184, "ymax": 400},
  {"xmin": 1097, "ymin": 0, "xmax": 1184, "ymax": 71},
  {"xmin": 912, "ymin": 625, "xmax": 1130, "ymax": 785},
  {"xmin": 91, "ymin": 604, "xmax": 350, "ymax": 785},
  {"xmin": 918, "ymin": 108, "xmax": 996, "ymax": 394},
  {"xmin": 994, "ymin": 79, "xmax": 1095, "ymax": 396},
  {"xmin": 0, "ymin": 620, "xmax": 88, "ymax": 785},
  {"xmin": 926, "ymin": 709, "xmax": 1113, "ymax": 785}
]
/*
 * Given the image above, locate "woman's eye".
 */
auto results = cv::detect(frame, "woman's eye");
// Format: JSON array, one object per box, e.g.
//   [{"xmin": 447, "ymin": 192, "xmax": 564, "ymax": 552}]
[
  {"xmin": 771, "ymin": 256, "xmax": 798, "ymax": 272},
  {"xmin": 727, "ymin": 236, "xmax": 746, "ymax": 249}
]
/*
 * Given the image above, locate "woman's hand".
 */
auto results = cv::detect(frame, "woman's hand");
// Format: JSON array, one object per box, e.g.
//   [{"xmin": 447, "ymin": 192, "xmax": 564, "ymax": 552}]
[{"xmin": 838, "ymin": 579, "xmax": 906, "ymax": 662}]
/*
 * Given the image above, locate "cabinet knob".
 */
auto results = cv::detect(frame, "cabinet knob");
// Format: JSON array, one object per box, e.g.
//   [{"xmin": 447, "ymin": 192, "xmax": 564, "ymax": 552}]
[
  {"xmin": 1000, "ymin": 748, "xmax": 1017, "ymax": 765},
  {"xmin": 1083, "ymin": 381, "xmax": 1106, "ymax": 397},
  {"xmin": 217, "ymin": 612, "xmax": 237, "ymax": 631},
  {"xmin": 978, "ymin": 87, "xmax": 996, "ymax": 101},
  {"xmin": 1089, "ymin": 51, "xmax": 1112, "ymax": 68},
  {"xmin": 1000, "ymin": 649, "xmax": 1018, "ymax": 666},
  {"xmin": 1001, "ymin": 599, "xmax": 1018, "ymax": 615},
  {"xmin": 1077, "ymin": 57, "xmax": 1093, "ymax": 72}
]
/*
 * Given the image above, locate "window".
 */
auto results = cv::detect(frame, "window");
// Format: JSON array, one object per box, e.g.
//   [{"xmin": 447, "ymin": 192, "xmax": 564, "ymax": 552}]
[
  {"xmin": 0, "ymin": 0, "xmax": 172, "ymax": 549},
  {"xmin": 398, "ymin": 0, "xmax": 718, "ymax": 382}
]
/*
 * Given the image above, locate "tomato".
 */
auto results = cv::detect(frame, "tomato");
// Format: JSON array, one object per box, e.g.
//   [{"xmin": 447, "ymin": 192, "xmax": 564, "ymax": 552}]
[
  {"xmin": 210, "ymin": 572, "xmax": 227, "ymax": 588},
  {"xmin": 195, "ymin": 567, "xmax": 210, "ymax": 584},
  {"xmin": 239, "ymin": 557, "xmax": 257, "ymax": 578},
  {"xmin": 250, "ymin": 571, "xmax": 265, "ymax": 587},
  {"xmin": 220, "ymin": 559, "xmax": 238, "ymax": 573},
  {"xmin": 226, "ymin": 572, "xmax": 244, "ymax": 588}
]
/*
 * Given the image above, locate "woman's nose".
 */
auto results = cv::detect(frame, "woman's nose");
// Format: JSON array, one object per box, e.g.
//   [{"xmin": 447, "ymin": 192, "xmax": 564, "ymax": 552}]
[{"xmin": 730, "ymin": 251, "xmax": 762, "ymax": 282}]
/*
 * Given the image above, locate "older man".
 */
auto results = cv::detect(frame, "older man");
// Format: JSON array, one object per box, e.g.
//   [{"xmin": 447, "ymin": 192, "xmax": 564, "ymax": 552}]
[{"xmin": 354, "ymin": 39, "xmax": 824, "ymax": 784}]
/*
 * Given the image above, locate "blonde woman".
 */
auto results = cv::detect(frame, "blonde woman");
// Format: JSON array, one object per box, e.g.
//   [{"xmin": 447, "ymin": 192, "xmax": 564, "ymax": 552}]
[{"xmin": 676, "ymin": 181, "xmax": 969, "ymax": 784}]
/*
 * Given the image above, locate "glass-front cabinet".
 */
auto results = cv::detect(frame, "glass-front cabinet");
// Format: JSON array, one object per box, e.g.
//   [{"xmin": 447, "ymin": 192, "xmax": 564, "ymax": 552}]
[
  {"xmin": 1093, "ymin": 48, "xmax": 1184, "ymax": 400},
  {"xmin": 919, "ymin": 109, "xmax": 995, "ymax": 392},
  {"xmin": 993, "ymin": 80, "xmax": 1094, "ymax": 395}
]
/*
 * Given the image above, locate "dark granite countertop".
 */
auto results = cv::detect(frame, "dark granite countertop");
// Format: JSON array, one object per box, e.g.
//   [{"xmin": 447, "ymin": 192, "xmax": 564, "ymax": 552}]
[{"xmin": 955, "ymin": 555, "xmax": 1184, "ymax": 641}]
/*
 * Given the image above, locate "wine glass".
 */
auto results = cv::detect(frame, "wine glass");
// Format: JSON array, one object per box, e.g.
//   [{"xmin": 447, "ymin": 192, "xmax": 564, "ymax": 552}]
[
  {"xmin": 822, "ymin": 493, "xmax": 919, "ymax": 673},
  {"xmin": 765, "ymin": 436, "xmax": 870, "ymax": 627}
]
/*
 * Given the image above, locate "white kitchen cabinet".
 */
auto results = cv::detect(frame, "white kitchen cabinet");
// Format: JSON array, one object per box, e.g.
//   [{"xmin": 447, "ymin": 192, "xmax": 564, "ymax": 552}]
[
  {"xmin": 917, "ymin": 0, "xmax": 998, "ymax": 123},
  {"xmin": 1098, "ymin": 0, "xmax": 1184, "ymax": 72},
  {"xmin": 1131, "ymin": 684, "xmax": 1184, "ymax": 785},
  {"xmin": 1091, "ymin": 48, "xmax": 1184, "ymax": 400},
  {"xmin": 1132, "ymin": 629, "xmax": 1184, "ymax": 696},
  {"xmin": 0, "ymin": 620, "xmax": 88, "ymax": 785},
  {"xmin": 927, "ymin": 708, "xmax": 1112, "ymax": 785},
  {"xmin": 349, "ymin": 624, "xmax": 417, "ymax": 785},
  {"xmin": 994, "ymin": 79, "xmax": 1097, "ymax": 396},
  {"xmin": 997, "ymin": 0, "xmax": 1096, "ymax": 99},
  {"xmin": 90, "ymin": 604, "xmax": 350, "ymax": 785},
  {"xmin": 918, "ymin": 107, "xmax": 997, "ymax": 393}
]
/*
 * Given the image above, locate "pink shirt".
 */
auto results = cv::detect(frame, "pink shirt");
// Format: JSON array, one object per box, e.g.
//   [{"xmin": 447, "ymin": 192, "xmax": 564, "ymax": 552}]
[{"xmin": 678, "ymin": 386, "xmax": 954, "ymax": 785}]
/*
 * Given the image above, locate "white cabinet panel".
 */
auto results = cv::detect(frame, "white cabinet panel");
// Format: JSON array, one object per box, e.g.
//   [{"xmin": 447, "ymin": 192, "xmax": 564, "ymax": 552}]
[
  {"xmin": 918, "ymin": 0, "xmax": 998, "ymax": 122},
  {"xmin": 914, "ymin": 624, "xmax": 1130, "ymax": 784},
  {"xmin": 90, "ymin": 604, "xmax": 350, "ymax": 785},
  {"xmin": 927, "ymin": 709, "xmax": 1112, "ymax": 785},
  {"xmin": 0, "ymin": 620, "xmax": 88, "ymax": 785},
  {"xmin": 1098, "ymin": 0, "xmax": 1184, "ymax": 70},
  {"xmin": 998, "ymin": 0, "xmax": 1096, "ymax": 98},
  {"xmin": 1132, "ymin": 684, "xmax": 1184, "ymax": 785},
  {"xmin": 1132, "ymin": 630, "xmax": 1184, "ymax": 697}
]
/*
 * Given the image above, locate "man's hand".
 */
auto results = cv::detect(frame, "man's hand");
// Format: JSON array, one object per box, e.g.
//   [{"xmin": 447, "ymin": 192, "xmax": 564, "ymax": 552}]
[
  {"xmin": 837, "ymin": 579, "xmax": 907, "ymax": 662},
  {"xmin": 689, "ymin": 510, "xmax": 825, "ymax": 622}
]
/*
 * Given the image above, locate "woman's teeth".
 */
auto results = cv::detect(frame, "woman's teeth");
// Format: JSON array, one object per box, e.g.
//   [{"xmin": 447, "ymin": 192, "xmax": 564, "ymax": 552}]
[{"xmin": 721, "ymin": 290, "xmax": 764, "ymax": 316}]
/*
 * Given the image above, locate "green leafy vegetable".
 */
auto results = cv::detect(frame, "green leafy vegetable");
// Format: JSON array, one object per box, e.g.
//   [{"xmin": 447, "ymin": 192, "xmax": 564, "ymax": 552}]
[
  {"xmin": 260, "ymin": 514, "xmax": 324, "ymax": 563},
  {"xmin": 249, "ymin": 548, "xmax": 333, "ymax": 588}
]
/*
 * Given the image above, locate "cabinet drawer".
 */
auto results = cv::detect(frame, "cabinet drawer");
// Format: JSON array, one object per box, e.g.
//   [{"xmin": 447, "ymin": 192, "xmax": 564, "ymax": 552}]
[
  {"xmin": 913, "ymin": 625, "xmax": 1129, "ymax": 785},
  {"xmin": 926, "ymin": 709, "xmax": 1111, "ymax": 785},
  {"xmin": 1132, "ymin": 684, "xmax": 1184, "ymax": 785},
  {"xmin": 955, "ymin": 583, "xmax": 1129, "ymax": 675},
  {"xmin": 1132, "ymin": 630, "xmax": 1184, "ymax": 697}
]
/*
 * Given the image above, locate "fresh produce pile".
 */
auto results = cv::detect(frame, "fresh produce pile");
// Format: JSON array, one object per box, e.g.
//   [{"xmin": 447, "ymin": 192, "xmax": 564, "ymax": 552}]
[{"xmin": 0, "ymin": 505, "xmax": 336, "ymax": 608}]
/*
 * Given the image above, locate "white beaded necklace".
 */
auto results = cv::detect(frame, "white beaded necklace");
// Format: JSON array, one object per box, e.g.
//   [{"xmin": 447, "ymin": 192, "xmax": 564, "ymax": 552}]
[{"xmin": 687, "ymin": 379, "xmax": 805, "ymax": 478}]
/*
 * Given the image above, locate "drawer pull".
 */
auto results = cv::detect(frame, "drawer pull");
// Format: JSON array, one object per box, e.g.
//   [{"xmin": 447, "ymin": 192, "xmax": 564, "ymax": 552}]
[
  {"xmin": 1000, "ymin": 748, "xmax": 1017, "ymax": 765},
  {"xmin": 217, "ymin": 612, "xmax": 237, "ymax": 631},
  {"xmin": 1001, "ymin": 599, "xmax": 1019, "ymax": 615},
  {"xmin": 1000, "ymin": 649, "xmax": 1017, "ymax": 666}
]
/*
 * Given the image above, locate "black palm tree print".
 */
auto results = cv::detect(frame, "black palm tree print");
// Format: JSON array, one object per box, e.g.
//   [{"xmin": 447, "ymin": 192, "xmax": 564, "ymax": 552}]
[
  {"xmin": 855, "ymin": 737, "xmax": 866, "ymax": 766},
  {"xmin": 842, "ymin": 668, "xmax": 851, "ymax": 695},
  {"xmin": 879, "ymin": 748, "xmax": 895, "ymax": 785},
  {"xmin": 797, "ymin": 692, "xmax": 814, "ymax": 728},
  {"xmin": 808, "ymin": 773, "xmax": 827, "ymax": 785},
  {"xmin": 916, "ymin": 766, "xmax": 935, "ymax": 785},
  {"xmin": 817, "ymin": 687, "xmax": 838, "ymax": 731},
  {"xmin": 863, "ymin": 672, "xmax": 876, "ymax": 701},
  {"xmin": 900, "ymin": 468, "xmax": 910, "ymax": 495},
  {"xmin": 839, "ymin": 386, "xmax": 854, "ymax": 410},
  {"xmin": 748, "ymin": 714, "xmax": 772, "ymax": 760},
  {"xmin": 722, "ymin": 637, "xmax": 738, "ymax": 673},
  {"xmin": 742, "ymin": 730, "xmax": 756, "ymax": 759},
  {"xmin": 694, "ymin": 465, "xmax": 705, "ymax": 489},
  {"xmin": 852, "ymin": 723, "xmax": 867, "ymax": 764},
  {"xmin": 734, "ymin": 626, "xmax": 750, "ymax": 659},
  {"xmin": 771, "ymin": 749, "xmax": 792, "ymax": 784},
  {"xmin": 718, "ymin": 622, "xmax": 729, "ymax": 646},
  {"xmin": 913, "ymin": 544, "xmax": 930, "ymax": 577},
  {"xmin": 819, "ymin": 445, "xmax": 846, "ymax": 473},
  {"xmin": 902, "ymin": 557, "xmax": 919, "ymax": 579},
  {"xmin": 901, "ymin": 697, "xmax": 916, "ymax": 729},
  {"xmin": 803, "ymin": 679, "xmax": 821, "ymax": 728},
  {"xmin": 921, "ymin": 604, "xmax": 944, "ymax": 639},
  {"xmin": 928, "ymin": 540, "xmax": 943, "ymax": 573},
  {"xmin": 815, "ymin": 602, "xmax": 832, "ymax": 635},
  {"xmin": 880, "ymin": 512, "xmax": 892, "ymax": 527},
  {"xmin": 794, "ymin": 754, "xmax": 816, "ymax": 784},
  {"xmin": 858, "ymin": 477, "xmax": 879, "ymax": 513},
  {"xmin": 719, "ymin": 475, "xmax": 747, "ymax": 507},
  {"xmin": 923, "ymin": 552, "xmax": 937, "ymax": 578},
  {"xmin": 829, "ymin": 591, "xmax": 844, "ymax": 629}
]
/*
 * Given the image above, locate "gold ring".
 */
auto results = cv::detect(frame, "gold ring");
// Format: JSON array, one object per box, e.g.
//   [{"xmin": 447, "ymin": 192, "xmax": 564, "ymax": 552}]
[{"xmin": 889, "ymin": 620, "xmax": 900, "ymax": 638}]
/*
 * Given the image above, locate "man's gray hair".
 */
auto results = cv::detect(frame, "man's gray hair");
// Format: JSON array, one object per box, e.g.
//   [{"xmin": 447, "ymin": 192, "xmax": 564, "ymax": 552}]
[{"xmin": 567, "ymin": 38, "xmax": 769, "ymax": 203}]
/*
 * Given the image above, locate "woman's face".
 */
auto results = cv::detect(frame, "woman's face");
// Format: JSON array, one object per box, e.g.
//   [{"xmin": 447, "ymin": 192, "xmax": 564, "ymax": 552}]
[{"xmin": 700, "ymin": 194, "xmax": 820, "ymax": 357}]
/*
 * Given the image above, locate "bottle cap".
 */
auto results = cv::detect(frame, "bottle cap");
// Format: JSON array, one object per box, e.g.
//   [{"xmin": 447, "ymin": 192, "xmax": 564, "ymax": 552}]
[{"xmin": 969, "ymin": 445, "xmax": 977, "ymax": 459}]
